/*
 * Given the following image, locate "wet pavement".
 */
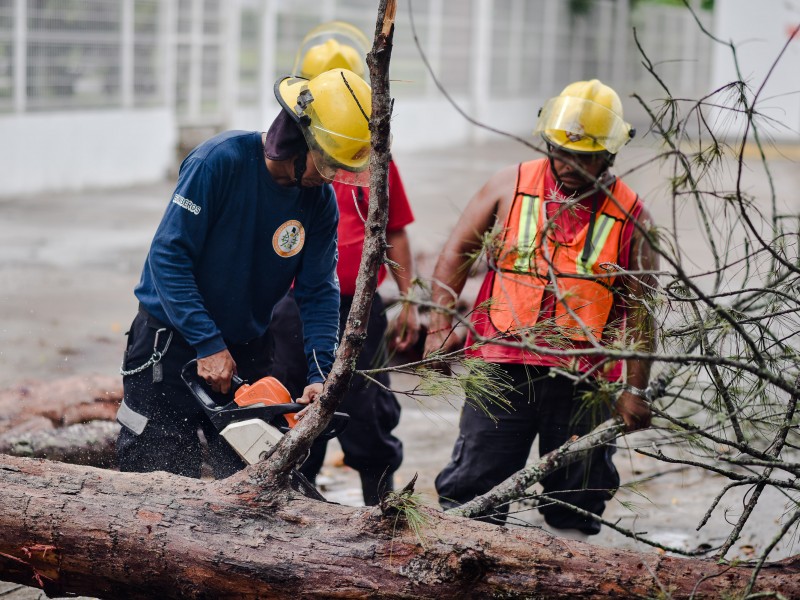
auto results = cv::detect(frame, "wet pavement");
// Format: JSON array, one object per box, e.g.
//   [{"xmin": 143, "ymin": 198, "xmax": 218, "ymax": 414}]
[{"xmin": 1, "ymin": 135, "xmax": 799, "ymax": 598}]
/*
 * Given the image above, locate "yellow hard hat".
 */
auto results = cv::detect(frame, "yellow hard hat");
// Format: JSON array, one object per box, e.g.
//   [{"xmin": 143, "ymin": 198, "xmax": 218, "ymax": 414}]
[
  {"xmin": 534, "ymin": 79, "xmax": 634, "ymax": 154},
  {"xmin": 292, "ymin": 21, "xmax": 369, "ymax": 80},
  {"xmin": 276, "ymin": 68, "xmax": 371, "ymax": 186},
  {"xmin": 300, "ymin": 39, "xmax": 365, "ymax": 79}
]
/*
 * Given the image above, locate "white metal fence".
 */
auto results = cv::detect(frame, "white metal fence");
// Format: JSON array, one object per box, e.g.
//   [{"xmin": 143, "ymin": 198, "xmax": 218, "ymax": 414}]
[
  {"xmin": 0, "ymin": 0, "xmax": 12, "ymax": 113},
  {"xmin": 0, "ymin": 0, "xmax": 713, "ymax": 125},
  {"xmin": 5, "ymin": 0, "xmax": 167, "ymax": 112},
  {"xmin": 0, "ymin": 0, "xmax": 715, "ymax": 196}
]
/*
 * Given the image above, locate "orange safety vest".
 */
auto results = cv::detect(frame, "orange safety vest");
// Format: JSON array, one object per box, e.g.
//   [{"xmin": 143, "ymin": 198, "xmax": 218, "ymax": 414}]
[{"xmin": 489, "ymin": 159, "xmax": 640, "ymax": 342}]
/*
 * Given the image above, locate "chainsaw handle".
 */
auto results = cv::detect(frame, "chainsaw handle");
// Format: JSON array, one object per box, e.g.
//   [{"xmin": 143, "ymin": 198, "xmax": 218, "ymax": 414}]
[
  {"xmin": 181, "ymin": 359, "xmax": 222, "ymax": 414},
  {"xmin": 182, "ymin": 360, "xmax": 350, "ymax": 438},
  {"xmin": 270, "ymin": 402, "xmax": 306, "ymax": 415},
  {"xmin": 182, "ymin": 358, "xmax": 247, "ymax": 395}
]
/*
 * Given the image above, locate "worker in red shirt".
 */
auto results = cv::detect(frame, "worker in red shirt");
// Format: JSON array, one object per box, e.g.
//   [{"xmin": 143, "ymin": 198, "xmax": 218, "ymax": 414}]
[{"xmin": 270, "ymin": 22, "xmax": 419, "ymax": 505}]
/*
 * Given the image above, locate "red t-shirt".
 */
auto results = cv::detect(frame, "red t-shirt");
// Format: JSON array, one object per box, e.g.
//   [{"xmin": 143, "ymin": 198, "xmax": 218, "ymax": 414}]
[
  {"xmin": 465, "ymin": 166, "xmax": 642, "ymax": 380},
  {"xmin": 333, "ymin": 160, "xmax": 414, "ymax": 296}
]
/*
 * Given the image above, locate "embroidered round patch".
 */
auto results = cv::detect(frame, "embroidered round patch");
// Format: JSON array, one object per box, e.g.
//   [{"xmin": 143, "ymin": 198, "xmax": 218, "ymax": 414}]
[{"xmin": 272, "ymin": 220, "xmax": 305, "ymax": 257}]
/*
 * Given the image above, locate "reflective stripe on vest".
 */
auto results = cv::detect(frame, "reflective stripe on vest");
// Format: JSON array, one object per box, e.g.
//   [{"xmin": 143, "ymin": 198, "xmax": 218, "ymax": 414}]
[
  {"xmin": 576, "ymin": 213, "xmax": 616, "ymax": 275},
  {"xmin": 489, "ymin": 158, "xmax": 639, "ymax": 342},
  {"xmin": 513, "ymin": 194, "xmax": 541, "ymax": 273}
]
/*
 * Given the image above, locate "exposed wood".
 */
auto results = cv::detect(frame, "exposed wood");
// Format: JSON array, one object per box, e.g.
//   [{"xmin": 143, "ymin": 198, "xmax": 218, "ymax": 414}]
[{"xmin": 1, "ymin": 455, "xmax": 798, "ymax": 599}]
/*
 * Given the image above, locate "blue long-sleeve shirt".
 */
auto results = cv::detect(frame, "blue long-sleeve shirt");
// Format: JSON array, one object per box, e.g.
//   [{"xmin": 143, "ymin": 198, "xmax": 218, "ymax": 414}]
[{"xmin": 135, "ymin": 130, "xmax": 340, "ymax": 384}]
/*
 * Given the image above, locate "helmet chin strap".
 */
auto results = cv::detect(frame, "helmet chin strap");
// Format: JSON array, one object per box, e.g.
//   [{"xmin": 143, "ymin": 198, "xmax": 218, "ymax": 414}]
[{"xmin": 293, "ymin": 153, "xmax": 308, "ymax": 187}]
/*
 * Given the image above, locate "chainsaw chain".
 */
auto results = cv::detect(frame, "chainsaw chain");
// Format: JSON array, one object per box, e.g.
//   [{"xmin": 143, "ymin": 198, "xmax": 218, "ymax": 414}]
[
  {"xmin": 120, "ymin": 327, "xmax": 173, "ymax": 377},
  {"xmin": 290, "ymin": 469, "xmax": 327, "ymax": 501}
]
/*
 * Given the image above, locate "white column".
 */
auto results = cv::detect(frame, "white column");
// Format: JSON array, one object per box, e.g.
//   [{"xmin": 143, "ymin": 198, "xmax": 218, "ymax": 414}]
[
  {"xmin": 568, "ymin": 15, "xmax": 587, "ymax": 82},
  {"xmin": 161, "ymin": 0, "xmax": 177, "ymax": 111},
  {"xmin": 508, "ymin": 0, "xmax": 524, "ymax": 95},
  {"xmin": 121, "ymin": 0, "xmax": 134, "ymax": 108},
  {"xmin": 188, "ymin": 0, "xmax": 203, "ymax": 119},
  {"xmin": 540, "ymin": 0, "xmax": 558, "ymax": 95},
  {"xmin": 258, "ymin": 0, "xmax": 278, "ymax": 128},
  {"xmin": 595, "ymin": 0, "xmax": 613, "ymax": 84},
  {"xmin": 425, "ymin": 0, "xmax": 443, "ymax": 98},
  {"xmin": 13, "ymin": 0, "xmax": 25, "ymax": 112},
  {"xmin": 223, "ymin": 0, "xmax": 242, "ymax": 127},
  {"xmin": 680, "ymin": 0, "xmax": 699, "ymax": 95},
  {"xmin": 611, "ymin": 0, "xmax": 629, "ymax": 87},
  {"xmin": 470, "ymin": 0, "xmax": 492, "ymax": 143}
]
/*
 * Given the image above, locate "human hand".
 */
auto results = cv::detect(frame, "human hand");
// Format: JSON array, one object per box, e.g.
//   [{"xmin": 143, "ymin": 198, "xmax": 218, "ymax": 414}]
[
  {"xmin": 295, "ymin": 382, "xmax": 324, "ymax": 420},
  {"xmin": 423, "ymin": 325, "xmax": 461, "ymax": 375},
  {"xmin": 388, "ymin": 303, "xmax": 420, "ymax": 354},
  {"xmin": 197, "ymin": 349, "xmax": 237, "ymax": 394},
  {"xmin": 615, "ymin": 390, "xmax": 652, "ymax": 432},
  {"xmin": 297, "ymin": 382, "xmax": 324, "ymax": 405}
]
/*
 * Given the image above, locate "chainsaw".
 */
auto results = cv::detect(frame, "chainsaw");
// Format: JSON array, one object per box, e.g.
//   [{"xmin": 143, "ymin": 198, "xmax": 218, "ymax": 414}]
[{"xmin": 181, "ymin": 359, "xmax": 348, "ymax": 500}]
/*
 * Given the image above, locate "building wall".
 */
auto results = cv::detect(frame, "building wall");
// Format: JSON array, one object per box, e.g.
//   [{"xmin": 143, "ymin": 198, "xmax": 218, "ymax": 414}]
[
  {"xmin": 0, "ymin": 109, "xmax": 175, "ymax": 196},
  {"xmin": 0, "ymin": 0, "xmax": 718, "ymax": 197},
  {"xmin": 0, "ymin": 0, "xmax": 178, "ymax": 196}
]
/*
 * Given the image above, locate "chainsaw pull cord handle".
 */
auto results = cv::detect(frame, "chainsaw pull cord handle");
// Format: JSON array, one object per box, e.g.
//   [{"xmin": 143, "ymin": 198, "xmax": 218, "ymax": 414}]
[{"xmin": 120, "ymin": 327, "xmax": 174, "ymax": 377}]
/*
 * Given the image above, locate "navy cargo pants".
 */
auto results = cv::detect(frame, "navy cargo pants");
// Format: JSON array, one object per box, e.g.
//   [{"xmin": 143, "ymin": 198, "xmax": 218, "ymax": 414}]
[
  {"xmin": 270, "ymin": 291, "xmax": 403, "ymax": 505},
  {"xmin": 116, "ymin": 306, "xmax": 273, "ymax": 479},
  {"xmin": 436, "ymin": 364, "xmax": 619, "ymax": 534}
]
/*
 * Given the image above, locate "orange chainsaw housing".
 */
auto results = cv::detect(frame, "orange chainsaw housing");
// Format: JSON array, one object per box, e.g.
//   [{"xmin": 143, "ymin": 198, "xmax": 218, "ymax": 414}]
[{"xmin": 233, "ymin": 376, "xmax": 299, "ymax": 428}]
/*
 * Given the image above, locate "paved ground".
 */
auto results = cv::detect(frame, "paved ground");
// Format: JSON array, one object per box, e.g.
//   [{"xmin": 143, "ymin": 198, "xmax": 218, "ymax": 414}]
[{"xmin": 1, "ymin": 135, "xmax": 798, "ymax": 598}]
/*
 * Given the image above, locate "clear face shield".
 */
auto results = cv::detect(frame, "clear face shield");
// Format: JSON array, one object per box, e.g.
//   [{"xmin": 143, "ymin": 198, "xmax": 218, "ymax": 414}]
[
  {"xmin": 534, "ymin": 96, "xmax": 633, "ymax": 155},
  {"xmin": 277, "ymin": 75, "xmax": 373, "ymax": 187},
  {"xmin": 291, "ymin": 21, "xmax": 370, "ymax": 79},
  {"xmin": 304, "ymin": 127, "xmax": 371, "ymax": 187}
]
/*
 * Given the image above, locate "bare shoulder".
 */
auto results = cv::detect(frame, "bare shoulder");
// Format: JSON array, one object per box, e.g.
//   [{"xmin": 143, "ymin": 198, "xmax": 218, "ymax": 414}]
[
  {"xmin": 635, "ymin": 201, "xmax": 656, "ymax": 228},
  {"xmin": 443, "ymin": 163, "xmax": 519, "ymax": 253},
  {"xmin": 481, "ymin": 163, "xmax": 518, "ymax": 202},
  {"xmin": 464, "ymin": 163, "xmax": 518, "ymax": 225},
  {"xmin": 629, "ymin": 198, "xmax": 660, "ymax": 275},
  {"xmin": 631, "ymin": 201, "xmax": 658, "ymax": 249}
]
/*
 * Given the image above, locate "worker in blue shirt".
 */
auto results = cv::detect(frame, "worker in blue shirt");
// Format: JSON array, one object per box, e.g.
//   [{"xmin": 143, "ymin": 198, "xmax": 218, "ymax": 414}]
[{"xmin": 116, "ymin": 68, "xmax": 373, "ymax": 478}]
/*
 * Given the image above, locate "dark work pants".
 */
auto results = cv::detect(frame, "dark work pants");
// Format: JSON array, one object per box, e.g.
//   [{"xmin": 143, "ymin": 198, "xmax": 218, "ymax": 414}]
[
  {"xmin": 270, "ymin": 292, "xmax": 403, "ymax": 505},
  {"xmin": 116, "ymin": 307, "xmax": 273, "ymax": 479},
  {"xmin": 435, "ymin": 364, "xmax": 619, "ymax": 534}
]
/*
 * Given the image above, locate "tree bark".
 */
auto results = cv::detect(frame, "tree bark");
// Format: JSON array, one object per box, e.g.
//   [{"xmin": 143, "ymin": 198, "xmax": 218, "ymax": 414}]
[{"xmin": 1, "ymin": 454, "xmax": 797, "ymax": 600}]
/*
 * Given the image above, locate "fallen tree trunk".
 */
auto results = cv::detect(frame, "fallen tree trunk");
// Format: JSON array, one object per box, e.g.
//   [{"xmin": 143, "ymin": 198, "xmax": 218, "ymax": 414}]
[
  {"xmin": 0, "ymin": 374, "xmax": 122, "ymax": 434},
  {"xmin": 1, "ymin": 455, "xmax": 797, "ymax": 599},
  {"xmin": 0, "ymin": 420, "xmax": 119, "ymax": 466},
  {"xmin": 0, "ymin": 375, "xmax": 122, "ymax": 468}
]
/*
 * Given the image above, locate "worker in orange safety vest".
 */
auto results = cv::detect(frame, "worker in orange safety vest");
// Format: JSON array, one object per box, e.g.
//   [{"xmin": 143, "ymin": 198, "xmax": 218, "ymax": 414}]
[{"xmin": 424, "ymin": 79, "xmax": 659, "ymax": 537}]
